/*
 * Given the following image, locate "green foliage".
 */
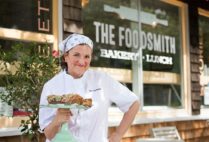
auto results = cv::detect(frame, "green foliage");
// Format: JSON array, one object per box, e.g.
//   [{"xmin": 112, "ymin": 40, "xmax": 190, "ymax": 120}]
[{"xmin": 0, "ymin": 42, "xmax": 60, "ymax": 142}]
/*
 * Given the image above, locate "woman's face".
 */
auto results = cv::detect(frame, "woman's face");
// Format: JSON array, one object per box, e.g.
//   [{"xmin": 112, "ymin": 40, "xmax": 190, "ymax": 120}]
[{"xmin": 64, "ymin": 44, "xmax": 92, "ymax": 78}]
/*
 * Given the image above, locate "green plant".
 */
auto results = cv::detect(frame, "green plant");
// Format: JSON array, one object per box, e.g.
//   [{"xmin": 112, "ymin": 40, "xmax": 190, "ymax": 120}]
[{"xmin": 0, "ymin": 42, "xmax": 60, "ymax": 141}]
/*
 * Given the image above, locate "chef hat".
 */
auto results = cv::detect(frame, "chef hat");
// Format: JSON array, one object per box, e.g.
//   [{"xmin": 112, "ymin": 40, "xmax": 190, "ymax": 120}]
[{"xmin": 59, "ymin": 33, "xmax": 93, "ymax": 55}]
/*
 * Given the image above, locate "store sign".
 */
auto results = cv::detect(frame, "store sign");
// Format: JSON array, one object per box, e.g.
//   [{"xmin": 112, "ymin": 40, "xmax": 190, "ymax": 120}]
[
  {"xmin": 100, "ymin": 49, "xmax": 139, "ymax": 60},
  {"xmin": 37, "ymin": 0, "xmax": 51, "ymax": 32},
  {"xmin": 93, "ymin": 21, "xmax": 175, "ymax": 65},
  {"xmin": 0, "ymin": 0, "xmax": 52, "ymax": 33}
]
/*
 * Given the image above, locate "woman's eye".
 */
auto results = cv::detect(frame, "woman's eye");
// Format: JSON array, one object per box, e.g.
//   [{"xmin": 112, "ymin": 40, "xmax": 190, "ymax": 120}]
[
  {"xmin": 85, "ymin": 55, "xmax": 90, "ymax": 59},
  {"xmin": 73, "ymin": 53, "xmax": 80, "ymax": 57}
]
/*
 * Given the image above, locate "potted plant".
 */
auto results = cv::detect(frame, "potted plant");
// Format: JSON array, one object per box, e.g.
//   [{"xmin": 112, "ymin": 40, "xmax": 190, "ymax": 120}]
[{"xmin": 0, "ymin": 42, "xmax": 59, "ymax": 142}]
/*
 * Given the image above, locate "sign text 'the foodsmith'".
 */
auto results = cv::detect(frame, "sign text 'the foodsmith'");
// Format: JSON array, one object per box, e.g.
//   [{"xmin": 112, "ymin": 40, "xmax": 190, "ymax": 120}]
[{"xmin": 93, "ymin": 21, "xmax": 176, "ymax": 54}]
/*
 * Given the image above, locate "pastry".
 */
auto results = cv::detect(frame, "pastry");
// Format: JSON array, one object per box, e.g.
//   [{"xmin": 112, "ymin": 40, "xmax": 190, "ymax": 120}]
[
  {"xmin": 62, "ymin": 94, "xmax": 83, "ymax": 105},
  {"xmin": 47, "ymin": 95, "xmax": 63, "ymax": 104},
  {"xmin": 82, "ymin": 98, "xmax": 92, "ymax": 107},
  {"xmin": 47, "ymin": 94, "xmax": 92, "ymax": 107}
]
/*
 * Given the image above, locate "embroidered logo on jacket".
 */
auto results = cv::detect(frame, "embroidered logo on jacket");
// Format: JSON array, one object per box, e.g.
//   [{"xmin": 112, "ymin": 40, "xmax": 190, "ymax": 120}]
[{"xmin": 89, "ymin": 88, "xmax": 101, "ymax": 92}]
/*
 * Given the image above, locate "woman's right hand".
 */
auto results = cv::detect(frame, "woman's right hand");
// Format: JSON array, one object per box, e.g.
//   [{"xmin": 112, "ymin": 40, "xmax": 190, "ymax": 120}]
[
  {"xmin": 54, "ymin": 108, "xmax": 72, "ymax": 126},
  {"xmin": 44, "ymin": 108, "xmax": 72, "ymax": 140}
]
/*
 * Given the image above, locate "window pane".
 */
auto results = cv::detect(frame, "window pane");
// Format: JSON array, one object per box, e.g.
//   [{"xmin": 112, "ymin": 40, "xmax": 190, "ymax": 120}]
[
  {"xmin": 141, "ymin": 0, "xmax": 183, "ymax": 108},
  {"xmin": 199, "ymin": 14, "xmax": 209, "ymax": 106},
  {"xmin": 82, "ymin": 0, "xmax": 139, "ymax": 69},
  {"xmin": 0, "ymin": 39, "xmax": 53, "ymax": 117},
  {"xmin": 82, "ymin": 0, "xmax": 183, "ymax": 109},
  {"xmin": 0, "ymin": 0, "xmax": 52, "ymax": 34},
  {"xmin": 0, "ymin": 39, "xmax": 52, "ymax": 86}
]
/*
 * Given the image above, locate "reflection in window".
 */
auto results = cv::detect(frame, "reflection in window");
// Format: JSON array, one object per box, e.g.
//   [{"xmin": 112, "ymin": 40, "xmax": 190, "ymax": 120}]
[
  {"xmin": 82, "ymin": 0, "xmax": 139, "ymax": 69},
  {"xmin": 141, "ymin": 0, "xmax": 182, "ymax": 108},
  {"xmin": 82, "ymin": 0, "xmax": 183, "ymax": 109},
  {"xmin": 199, "ymin": 14, "xmax": 209, "ymax": 106},
  {"xmin": 0, "ymin": 39, "xmax": 53, "ymax": 117},
  {"xmin": 144, "ymin": 84, "xmax": 181, "ymax": 107}
]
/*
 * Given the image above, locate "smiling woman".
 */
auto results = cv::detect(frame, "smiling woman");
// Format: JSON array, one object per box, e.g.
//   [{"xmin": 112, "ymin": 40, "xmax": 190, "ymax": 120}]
[{"xmin": 39, "ymin": 33, "xmax": 139, "ymax": 142}]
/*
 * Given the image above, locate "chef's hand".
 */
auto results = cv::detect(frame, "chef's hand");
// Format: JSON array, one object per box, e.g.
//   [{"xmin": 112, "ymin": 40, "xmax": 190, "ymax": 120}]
[
  {"xmin": 54, "ymin": 108, "xmax": 72, "ymax": 125},
  {"xmin": 108, "ymin": 132, "xmax": 122, "ymax": 142},
  {"xmin": 44, "ymin": 108, "xmax": 72, "ymax": 140}
]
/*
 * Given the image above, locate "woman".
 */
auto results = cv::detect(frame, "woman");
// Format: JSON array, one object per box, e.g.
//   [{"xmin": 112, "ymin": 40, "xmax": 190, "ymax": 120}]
[{"xmin": 39, "ymin": 33, "xmax": 139, "ymax": 142}]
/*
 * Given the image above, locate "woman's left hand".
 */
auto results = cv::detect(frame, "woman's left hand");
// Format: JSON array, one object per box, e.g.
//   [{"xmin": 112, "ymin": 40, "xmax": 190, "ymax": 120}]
[{"xmin": 108, "ymin": 132, "xmax": 122, "ymax": 142}]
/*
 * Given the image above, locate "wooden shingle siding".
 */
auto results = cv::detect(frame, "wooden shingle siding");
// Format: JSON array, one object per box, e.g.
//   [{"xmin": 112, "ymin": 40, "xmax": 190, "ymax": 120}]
[
  {"xmin": 191, "ymin": 64, "xmax": 200, "ymax": 73},
  {"xmin": 63, "ymin": 6, "xmax": 82, "ymax": 21},
  {"xmin": 190, "ymin": 50, "xmax": 201, "ymax": 114},
  {"xmin": 191, "ymin": 74, "xmax": 200, "ymax": 83},
  {"xmin": 63, "ymin": 0, "xmax": 81, "ymax": 8},
  {"xmin": 191, "ymin": 92, "xmax": 201, "ymax": 101},
  {"xmin": 191, "ymin": 82, "xmax": 201, "ymax": 91},
  {"xmin": 190, "ymin": 54, "xmax": 199, "ymax": 63},
  {"xmin": 186, "ymin": 1, "xmax": 202, "ymax": 115},
  {"xmin": 63, "ymin": 0, "xmax": 83, "ymax": 36},
  {"xmin": 109, "ymin": 120, "xmax": 209, "ymax": 142},
  {"xmin": 1, "ymin": 120, "xmax": 208, "ymax": 142}
]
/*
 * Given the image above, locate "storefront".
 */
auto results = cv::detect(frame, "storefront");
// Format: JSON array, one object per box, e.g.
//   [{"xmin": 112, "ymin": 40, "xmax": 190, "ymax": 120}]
[{"xmin": 0, "ymin": 0, "xmax": 209, "ymax": 141}]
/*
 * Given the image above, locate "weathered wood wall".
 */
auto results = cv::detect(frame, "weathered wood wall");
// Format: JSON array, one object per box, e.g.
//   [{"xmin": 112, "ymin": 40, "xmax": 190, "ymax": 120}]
[
  {"xmin": 63, "ymin": 0, "xmax": 83, "ymax": 39},
  {"xmin": 188, "ymin": 1, "xmax": 202, "ymax": 115},
  {"xmin": 1, "ymin": 120, "xmax": 209, "ymax": 142},
  {"xmin": 110, "ymin": 120, "xmax": 209, "ymax": 142}
]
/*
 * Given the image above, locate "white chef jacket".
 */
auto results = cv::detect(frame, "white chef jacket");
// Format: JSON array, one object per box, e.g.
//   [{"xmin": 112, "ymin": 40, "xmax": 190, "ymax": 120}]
[{"xmin": 39, "ymin": 69, "xmax": 138, "ymax": 142}]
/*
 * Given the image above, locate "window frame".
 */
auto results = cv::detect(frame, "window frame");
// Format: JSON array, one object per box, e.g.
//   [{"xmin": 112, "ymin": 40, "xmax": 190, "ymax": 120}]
[{"xmin": 106, "ymin": 0, "xmax": 192, "ymax": 120}]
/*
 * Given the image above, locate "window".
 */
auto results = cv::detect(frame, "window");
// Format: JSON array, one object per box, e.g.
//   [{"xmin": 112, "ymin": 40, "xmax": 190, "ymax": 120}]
[
  {"xmin": 82, "ymin": 0, "xmax": 187, "ymax": 110},
  {"xmin": 141, "ymin": 0, "xmax": 183, "ymax": 109}
]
